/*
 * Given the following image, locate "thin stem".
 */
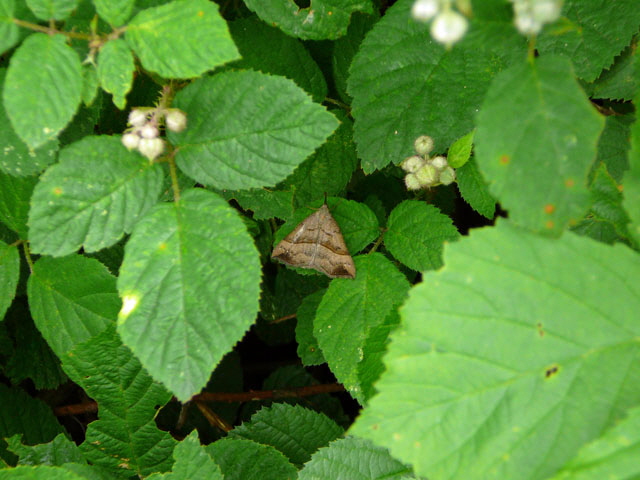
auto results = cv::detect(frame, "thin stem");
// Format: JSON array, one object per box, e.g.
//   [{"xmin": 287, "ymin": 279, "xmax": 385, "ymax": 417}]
[
  {"xmin": 368, "ymin": 230, "xmax": 386, "ymax": 254},
  {"xmin": 21, "ymin": 241, "xmax": 34, "ymax": 273}
]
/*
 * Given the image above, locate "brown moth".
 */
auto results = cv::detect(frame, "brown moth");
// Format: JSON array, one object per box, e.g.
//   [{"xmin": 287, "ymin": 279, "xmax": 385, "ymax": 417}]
[{"xmin": 271, "ymin": 204, "xmax": 356, "ymax": 279}]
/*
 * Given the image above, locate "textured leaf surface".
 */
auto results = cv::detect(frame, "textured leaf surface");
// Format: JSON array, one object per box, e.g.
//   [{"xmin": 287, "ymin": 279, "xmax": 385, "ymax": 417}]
[
  {"xmin": 0, "ymin": 0, "xmax": 20, "ymax": 55},
  {"xmin": 93, "ymin": 0, "xmax": 134, "ymax": 26},
  {"xmin": 456, "ymin": 157, "xmax": 496, "ymax": 219},
  {"xmin": 347, "ymin": 0, "xmax": 525, "ymax": 173},
  {"xmin": 171, "ymin": 70, "xmax": 338, "ymax": 190},
  {"xmin": 537, "ymin": 0, "xmax": 640, "ymax": 82},
  {"xmin": 447, "ymin": 130, "xmax": 475, "ymax": 168},
  {"xmin": 125, "ymin": 0, "xmax": 239, "ymax": 78},
  {"xmin": 588, "ymin": 42, "xmax": 640, "ymax": 101},
  {"xmin": 0, "ymin": 69, "xmax": 58, "ymax": 176},
  {"xmin": 549, "ymin": 406, "xmax": 640, "ymax": 480},
  {"xmin": 626, "ymin": 93, "xmax": 640, "ymax": 246},
  {"xmin": 279, "ymin": 113, "xmax": 358, "ymax": 208},
  {"xmin": 62, "ymin": 325, "xmax": 176, "ymax": 477},
  {"xmin": 384, "ymin": 200, "xmax": 460, "ymax": 271},
  {"xmin": 229, "ymin": 16, "xmax": 327, "ymax": 103},
  {"xmin": 0, "ymin": 172, "xmax": 36, "ymax": 238},
  {"xmin": 25, "ymin": 0, "xmax": 77, "ymax": 20},
  {"xmin": 296, "ymin": 289, "xmax": 326, "ymax": 366},
  {"xmin": 0, "ymin": 241, "xmax": 19, "ymax": 318},
  {"xmin": 352, "ymin": 221, "xmax": 640, "ymax": 480},
  {"xmin": 117, "ymin": 189, "xmax": 261, "ymax": 401},
  {"xmin": 27, "ymin": 255, "xmax": 119, "ymax": 357},
  {"xmin": 315, "ymin": 253, "xmax": 409, "ymax": 401},
  {"xmin": 221, "ymin": 189, "xmax": 294, "ymax": 221},
  {"xmin": 147, "ymin": 431, "xmax": 222, "ymax": 480},
  {"xmin": 97, "ymin": 38, "xmax": 134, "ymax": 109},
  {"xmin": 205, "ymin": 437, "xmax": 297, "ymax": 480},
  {"xmin": 6, "ymin": 433, "xmax": 85, "ymax": 466},
  {"xmin": 0, "ymin": 466, "xmax": 84, "ymax": 480},
  {"xmin": 3, "ymin": 33, "xmax": 82, "ymax": 149},
  {"xmin": 243, "ymin": 0, "xmax": 373, "ymax": 40},
  {"xmin": 475, "ymin": 56, "xmax": 604, "ymax": 236},
  {"xmin": 231, "ymin": 403, "xmax": 343, "ymax": 466},
  {"xmin": 595, "ymin": 114, "xmax": 633, "ymax": 183},
  {"xmin": 298, "ymin": 436, "xmax": 412, "ymax": 479},
  {"xmin": 29, "ymin": 136, "xmax": 164, "ymax": 256}
]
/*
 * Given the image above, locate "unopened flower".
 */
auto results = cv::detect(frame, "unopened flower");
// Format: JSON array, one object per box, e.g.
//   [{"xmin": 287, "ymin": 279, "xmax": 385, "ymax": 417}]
[
  {"xmin": 138, "ymin": 137, "xmax": 165, "ymax": 161},
  {"xmin": 165, "ymin": 109, "xmax": 187, "ymax": 133},
  {"xmin": 414, "ymin": 135, "xmax": 435, "ymax": 156},
  {"xmin": 122, "ymin": 132, "xmax": 140, "ymax": 150},
  {"xmin": 431, "ymin": 9, "xmax": 468, "ymax": 46},
  {"xmin": 411, "ymin": 0, "xmax": 440, "ymax": 22}
]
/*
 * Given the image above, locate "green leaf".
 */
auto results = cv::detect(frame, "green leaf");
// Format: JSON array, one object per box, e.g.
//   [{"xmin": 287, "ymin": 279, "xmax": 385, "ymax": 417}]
[
  {"xmin": 6, "ymin": 433, "xmax": 85, "ymax": 466},
  {"xmin": 220, "ymin": 188, "xmax": 294, "ymax": 221},
  {"xmin": 80, "ymin": 64, "xmax": 99, "ymax": 106},
  {"xmin": 626, "ymin": 93, "xmax": 640, "ymax": 246},
  {"xmin": 273, "ymin": 198, "xmax": 379, "ymax": 261},
  {"xmin": 352, "ymin": 221, "xmax": 640, "ymax": 480},
  {"xmin": 384, "ymin": 200, "xmax": 460, "ymax": 272},
  {"xmin": 3, "ymin": 33, "xmax": 82, "ymax": 149},
  {"xmin": 0, "ymin": 466, "xmax": 85, "ymax": 480},
  {"xmin": 97, "ymin": 38, "xmax": 134, "ymax": 109},
  {"xmin": 171, "ymin": 70, "xmax": 338, "ymax": 190},
  {"xmin": 456, "ymin": 157, "xmax": 496, "ymax": 219},
  {"xmin": 230, "ymin": 403, "xmax": 343, "ymax": 466},
  {"xmin": 0, "ymin": 384, "xmax": 64, "ymax": 464},
  {"xmin": 125, "ymin": 0, "xmax": 239, "ymax": 78},
  {"xmin": 296, "ymin": 289, "xmax": 326, "ymax": 366},
  {"xmin": 25, "ymin": 0, "xmax": 77, "ymax": 20},
  {"xmin": 93, "ymin": 0, "xmax": 134, "ymax": 26},
  {"xmin": 279, "ymin": 113, "xmax": 358, "ymax": 208},
  {"xmin": 0, "ymin": 0, "xmax": 20, "ymax": 55},
  {"xmin": 62, "ymin": 324, "xmax": 176, "ymax": 477},
  {"xmin": 475, "ymin": 56, "xmax": 604, "ymax": 236},
  {"xmin": 315, "ymin": 253, "xmax": 409, "ymax": 401},
  {"xmin": 228, "ymin": 16, "xmax": 327, "ymax": 103},
  {"xmin": 205, "ymin": 437, "xmax": 297, "ymax": 480},
  {"xmin": 594, "ymin": 113, "xmax": 633, "ymax": 183},
  {"xmin": 117, "ymin": 189, "xmax": 261, "ymax": 401},
  {"xmin": 537, "ymin": 0, "xmax": 640, "ymax": 82},
  {"xmin": 0, "ymin": 241, "xmax": 19, "ymax": 319},
  {"xmin": 243, "ymin": 0, "xmax": 374, "ymax": 40},
  {"xmin": 298, "ymin": 436, "xmax": 413, "ymax": 479},
  {"xmin": 347, "ymin": 0, "xmax": 525, "ymax": 173},
  {"xmin": 27, "ymin": 255, "xmax": 119, "ymax": 357},
  {"xmin": 549, "ymin": 405, "xmax": 640, "ymax": 480},
  {"xmin": 29, "ymin": 136, "xmax": 164, "ymax": 256},
  {"xmin": 147, "ymin": 431, "xmax": 222, "ymax": 480},
  {"xmin": 447, "ymin": 130, "xmax": 475, "ymax": 168},
  {"xmin": 589, "ymin": 40, "xmax": 640, "ymax": 101},
  {"xmin": 0, "ymin": 172, "xmax": 36, "ymax": 238}
]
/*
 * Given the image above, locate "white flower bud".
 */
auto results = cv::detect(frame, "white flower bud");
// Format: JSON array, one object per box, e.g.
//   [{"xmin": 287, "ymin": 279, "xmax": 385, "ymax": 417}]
[
  {"xmin": 140, "ymin": 124, "xmax": 159, "ymax": 139},
  {"xmin": 439, "ymin": 166, "xmax": 456, "ymax": 185},
  {"xmin": 138, "ymin": 137, "xmax": 165, "ymax": 161},
  {"xmin": 411, "ymin": 0, "xmax": 440, "ymax": 22},
  {"xmin": 128, "ymin": 109, "xmax": 147, "ymax": 127},
  {"xmin": 165, "ymin": 109, "xmax": 187, "ymax": 132},
  {"xmin": 404, "ymin": 173, "xmax": 422, "ymax": 191},
  {"xmin": 121, "ymin": 132, "xmax": 140, "ymax": 150},
  {"xmin": 430, "ymin": 155, "xmax": 448, "ymax": 170},
  {"xmin": 413, "ymin": 135, "xmax": 434, "ymax": 156},
  {"xmin": 415, "ymin": 164, "xmax": 438, "ymax": 187},
  {"xmin": 431, "ymin": 9, "xmax": 468, "ymax": 46},
  {"xmin": 533, "ymin": 0, "xmax": 562, "ymax": 23},
  {"xmin": 401, "ymin": 155, "xmax": 427, "ymax": 173}
]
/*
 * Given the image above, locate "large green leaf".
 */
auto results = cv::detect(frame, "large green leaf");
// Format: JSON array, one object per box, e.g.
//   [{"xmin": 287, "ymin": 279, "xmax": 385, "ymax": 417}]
[
  {"xmin": 29, "ymin": 136, "xmax": 164, "ymax": 256},
  {"xmin": 624, "ymin": 92, "xmax": 640, "ymax": 247},
  {"xmin": 117, "ymin": 189, "xmax": 261, "ymax": 401},
  {"xmin": 315, "ymin": 253, "xmax": 409, "ymax": 402},
  {"xmin": 6, "ymin": 433, "xmax": 85, "ymax": 466},
  {"xmin": 171, "ymin": 70, "xmax": 338, "ymax": 190},
  {"xmin": 243, "ymin": 0, "xmax": 373, "ymax": 40},
  {"xmin": 537, "ymin": 0, "xmax": 640, "ymax": 82},
  {"xmin": 93, "ymin": 0, "xmax": 134, "ymax": 26},
  {"xmin": 3, "ymin": 33, "xmax": 82, "ymax": 149},
  {"xmin": 125, "ymin": 0, "xmax": 239, "ymax": 78},
  {"xmin": 25, "ymin": 0, "xmax": 77, "ymax": 20},
  {"xmin": 0, "ymin": 466, "xmax": 85, "ymax": 480},
  {"xmin": 146, "ymin": 431, "xmax": 222, "ymax": 480},
  {"xmin": 0, "ymin": 241, "xmax": 19, "ymax": 319},
  {"xmin": 347, "ymin": 0, "xmax": 525, "ymax": 173},
  {"xmin": 351, "ymin": 221, "xmax": 640, "ymax": 480},
  {"xmin": 475, "ymin": 56, "xmax": 605, "ymax": 236},
  {"xmin": 97, "ymin": 38, "xmax": 134, "ymax": 109},
  {"xmin": 62, "ymin": 325, "xmax": 176, "ymax": 478},
  {"xmin": 27, "ymin": 255, "xmax": 119, "ymax": 357},
  {"xmin": 0, "ymin": 172, "xmax": 36, "ymax": 238},
  {"xmin": 0, "ymin": 0, "xmax": 20, "ymax": 55}
]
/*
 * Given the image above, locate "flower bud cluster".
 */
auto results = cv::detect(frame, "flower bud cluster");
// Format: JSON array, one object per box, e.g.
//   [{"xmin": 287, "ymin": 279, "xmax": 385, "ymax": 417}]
[
  {"xmin": 121, "ymin": 108, "xmax": 187, "ymax": 161},
  {"xmin": 411, "ymin": 0, "xmax": 469, "ymax": 47},
  {"xmin": 509, "ymin": 0, "xmax": 562, "ymax": 35},
  {"xmin": 401, "ymin": 135, "xmax": 456, "ymax": 190}
]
